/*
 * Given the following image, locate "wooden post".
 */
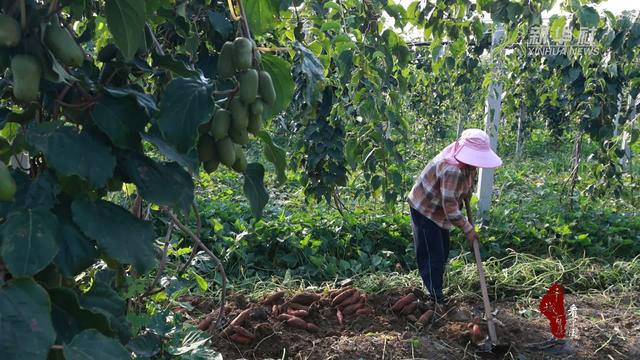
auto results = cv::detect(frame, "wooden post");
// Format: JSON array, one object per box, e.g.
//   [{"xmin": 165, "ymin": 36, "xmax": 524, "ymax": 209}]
[
  {"xmin": 516, "ymin": 101, "xmax": 526, "ymax": 157},
  {"xmin": 476, "ymin": 23, "xmax": 505, "ymax": 220}
]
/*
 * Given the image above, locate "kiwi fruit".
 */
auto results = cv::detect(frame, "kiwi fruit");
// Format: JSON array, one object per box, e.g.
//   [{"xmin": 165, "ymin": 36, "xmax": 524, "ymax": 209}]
[{"xmin": 11, "ymin": 54, "xmax": 41, "ymax": 102}]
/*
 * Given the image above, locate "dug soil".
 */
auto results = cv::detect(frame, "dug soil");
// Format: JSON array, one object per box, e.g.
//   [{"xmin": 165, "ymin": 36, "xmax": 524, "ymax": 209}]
[{"xmin": 180, "ymin": 288, "xmax": 639, "ymax": 360}]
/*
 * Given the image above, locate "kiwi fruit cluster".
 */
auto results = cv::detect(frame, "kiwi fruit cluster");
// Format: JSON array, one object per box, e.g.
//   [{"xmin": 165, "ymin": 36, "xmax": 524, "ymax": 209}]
[
  {"xmin": 0, "ymin": 14, "xmax": 84, "ymax": 102},
  {"xmin": 197, "ymin": 37, "xmax": 276, "ymax": 174}
]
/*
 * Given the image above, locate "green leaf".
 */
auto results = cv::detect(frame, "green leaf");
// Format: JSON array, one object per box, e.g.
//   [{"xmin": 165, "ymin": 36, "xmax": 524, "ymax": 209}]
[
  {"xmin": 53, "ymin": 221, "xmax": 98, "ymax": 277},
  {"xmin": 49, "ymin": 288, "xmax": 113, "ymax": 344},
  {"xmin": 0, "ymin": 208, "xmax": 59, "ymax": 277},
  {"xmin": 244, "ymin": 0, "xmax": 276, "ymax": 36},
  {"xmin": 79, "ymin": 281, "xmax": 128, "ymax": 341},
  {"xmin": 192, "ymin": 272, "xmax": 208, "ymax": 292},
  {"xmin": 64, "ymin": 329, "xmax": 130, "ymax": 360},
  {"xmin": 151, "ymin": 54, "xmax": 200, "ymax": 77},
  {"xmin": 72, "ymin": 199, "xmax": 156, "ymax": 274},
  {"xmin": 257, "ymin": 131, "xmax": 286, "ymax": 184},
  {"xmin": 207, "ymin": 11, "xmax": 233, "ymax": 39},
  {"xmin": 0, "ymin": 278, "xmax": 56, "ymax": 360},
  {"xmin": 243, "ymin": 163, "xmax": 269, "ymax": 218},
  {"xmin": 26, "ymin": 124, "xmax": 116, "ymax": 188},
  {"xmin": 156, "ymin": 77, "xmax": 215, "ymax": 153},
  {"xmin": 24, "ymin": 171, "xmax": 59, "ymax": 210},
  {"xmin": 126, "ymin": 334, "xmax": 161, "ymax": 358},
  {"xmin": 578, "ymin": 6, "xmax": 599, "ymax": 28},
  {"xmin": 119, "ymin": 151, "xmax": 194, "ymax": 214},
  {"xmin": 261, "ymin": 54, "xmax": 295, "ymax": 119},
  {"xmin": 102, "ymin": 87, "xmax": 158, "ymax": 116},
  {"xmin": 141, "ymin": 130, "xmax": 199, "ymax": 173},
  {"xmin": 320, "ymin": 21, "xmax": 341, "ymax": 32},
  {"xmin": 105, "ymin": 0, "xmax": 146, "ymax": 60},
  {"xmin": 92, "ymin": 94, "xmax": 149, "ymax": 150}
]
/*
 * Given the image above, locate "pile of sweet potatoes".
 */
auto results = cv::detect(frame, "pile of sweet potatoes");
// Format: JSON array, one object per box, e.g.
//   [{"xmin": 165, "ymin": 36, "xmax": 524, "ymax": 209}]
[
  {"xmin": 329, "ymin": 286, "xmax": 374, "ymax": 325},
  {"xmin": 390, "ymin": 293, "xmax": 435, "ymax": 327}
]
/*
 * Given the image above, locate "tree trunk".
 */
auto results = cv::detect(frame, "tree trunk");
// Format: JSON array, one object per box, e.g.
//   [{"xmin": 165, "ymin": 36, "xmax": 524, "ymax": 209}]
[
  {"xmin": 516, "ymin": 101, "xmax": 526, "ymax": 158},
  {"xmin": 621, "ymin": 94, "xmax": 636, "ymax": 171},
  {"xmin": 476, "ymin": 23, "xmax": 505, "ymax": 221}
]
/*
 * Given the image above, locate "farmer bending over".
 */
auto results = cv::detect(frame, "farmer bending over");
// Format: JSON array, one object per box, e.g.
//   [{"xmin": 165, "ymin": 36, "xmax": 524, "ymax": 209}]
[{"xmin": 407, "ymin": 129, "xmax": 502, "ymax": 308}]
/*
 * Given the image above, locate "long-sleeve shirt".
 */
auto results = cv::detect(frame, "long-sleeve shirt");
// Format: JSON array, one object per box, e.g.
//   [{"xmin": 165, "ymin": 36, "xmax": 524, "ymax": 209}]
[{"xmin": 407, "ymin": 159, "xmax": 476, "ymax": 234}]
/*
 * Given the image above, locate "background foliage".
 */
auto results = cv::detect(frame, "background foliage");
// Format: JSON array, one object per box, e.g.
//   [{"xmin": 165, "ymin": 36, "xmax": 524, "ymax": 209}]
[{"xmin": 0, "ymin": 0, "xmax": 638, "ymax": 359}]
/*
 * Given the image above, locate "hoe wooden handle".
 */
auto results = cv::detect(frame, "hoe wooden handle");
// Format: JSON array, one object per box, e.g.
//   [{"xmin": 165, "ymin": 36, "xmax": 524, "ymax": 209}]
[{"xmin": 464, "ymin": 199, "xmax": 498, "ymax": 345}]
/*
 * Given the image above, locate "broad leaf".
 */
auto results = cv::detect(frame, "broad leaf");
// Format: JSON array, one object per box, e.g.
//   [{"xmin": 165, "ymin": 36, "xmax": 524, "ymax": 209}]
[
  {"xmin": 207, "ymin": 11, "xmax": 233, "ymax": 39},
  {"xmin": 578, "ymin": 6, "xmax": 599, "ymax": 28},
  {"xmin": 64, "ymin": 329, "xmax": 130, "ymax": 360},
  {"xmin": 152, "ymin": 54, "xmax": 199, "ymax": 77},
  {"xmin": 126, "ymin": 334, "xmax": 161, "ymax": 358},
  {"xmin": 244, "ymin": 0, "xmax": 276, "ymax": 35},
  {"xmin": 53, "ymin": 221, "xmax": 98, "ymax": 277},
  {"xmin": 72, "ymin": 199, "xmax": 156, "ymax": 274},
  {"xmin": 0, "ymin": 278, "xmax": 56, "ymax": 360},
  {"xmin": 24, "ymin": 171, "xmax": 59, "ymax": 210},
  {"xmin": 105, "ymin": 0, "xmax": 146, "ymax": 60},
  {"xmin": 261, "ymin": 54, "xmax": 295, "ymax": 119},
  {"xmin": 26, "ymin": 124, "xmax": 116, "ymax": 188},
  {"xmin": 1, "ymin": 208, "xmax": 59, "ymax": 277},
  {"xmin": 92, "ymin": 94, "xmax": 149, "ymax": 150},
  {"xmin": 243, "ymin": 163, "xmax": 269, "ymax": 218},
  {"xmin": 103, "ymin": 87, "xmax": 158, "ymax": 116},
  {"xmin": 80, "ymin": 281, "xmax": 125, "ymax": 317},
  {"xmin": 49, "ymin": 288, "xmax": 113, "ymax": 344},
  {"xmin": 156, "ymin": 77, "xmax": 215, "ymax": 153},
  {"xmin": 119, "ymin": 151, "xmax": 194, "ymax": 214},
  {"xmin": 257, "ymin": 131, "xmax": 286, "ymax": 184},
  {"xmin": 78, "ymin": 280, "xmax": 131, "ymax": 343},
  {"xmin": 141, "ymin": 130, "xmax": 199, "ymax": 173}
]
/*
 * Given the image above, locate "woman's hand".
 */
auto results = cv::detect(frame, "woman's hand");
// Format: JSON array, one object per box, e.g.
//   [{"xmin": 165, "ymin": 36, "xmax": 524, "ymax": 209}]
[{"xmin": 465, "ymin": 229, "xmax": 479, "ymax": 247}]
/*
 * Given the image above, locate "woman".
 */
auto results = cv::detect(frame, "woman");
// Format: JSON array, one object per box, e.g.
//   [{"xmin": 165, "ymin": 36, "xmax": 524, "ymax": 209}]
[{"xmin": 407, "ymin": 129, "xmax": 502, "ymax": 307}]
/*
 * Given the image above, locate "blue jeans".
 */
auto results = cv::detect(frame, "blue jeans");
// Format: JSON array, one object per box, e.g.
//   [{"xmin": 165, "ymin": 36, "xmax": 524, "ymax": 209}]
[{"xmin": 410, "ymin": 207, "xmax": 450, "ymax": 303}]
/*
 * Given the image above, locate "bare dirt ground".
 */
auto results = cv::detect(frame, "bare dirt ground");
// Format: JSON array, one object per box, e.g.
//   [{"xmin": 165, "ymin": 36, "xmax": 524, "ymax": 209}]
[{"xmin": 179, "ymin": 288, "xmax": 639, "ymax": 360}]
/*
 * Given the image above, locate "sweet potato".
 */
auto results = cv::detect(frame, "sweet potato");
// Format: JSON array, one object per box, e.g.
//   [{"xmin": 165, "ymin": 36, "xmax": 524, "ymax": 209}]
[
  {"xmin": 277, "ymin": 313, "xmax": 295, "ymax": 322},
  {"xmin": 287, "ymin": 302, "xmax": 310, "ymax": 311},
  {"xmin": 391, "ymin": 293, "xmax": 417, "ymax": 312},
  {"xmin": 471, "ymin": 324, "xmax": 483, "ymax": 343},
  {"xmin": 417, "ymin": 310, "xmax": 434, "ymax": 326},
  {"xmin": 329, "ymin": 286, "xmax": 352, "ymax": 299},
  {"xmin": 231, "ymin": 325, "xmax": 255, "ymax": 340},
  {"xmin": 197, "ymin": 315, "xmax": 213, "ymax": 331},
  {"xmin": 290, "ymin": 293, "xmax": 320, "ymax": 305},
  {"xmin": 286, "ymin": 316, "xmax": 308, "ymax": 330},
  {"xmin": 222, "ymin": 308, "xmax": 252, "ymax": 336},
  {"xmin": 261, "ymin": 291, "xmax": 285, "ymax": 305},
  {"xmin": 306, "ymin": 322, "xmax": 320, "ymax": 332},
  {"xmin": 271, "ymin": 304, "xmax": 279, "ymax": 316},
  {"xmin": 337, "ymin": 291, "xmax": 361, "ymax": 309},
  {"xmin": 336, "ymin": 309, "xmax": 344, "ymax": 326},
  {"xmin": 355, "ymin": 307, "xmax": 373, "ymax": 315},
  {"xmin": 343, "ymin": 301, "xmax": 365, "ymax": 315},
  {"xmin": 229, "ymin": 333, "xmax": 252, "ymax": 344},
  {"xmin": 287, "ymin": 309, "xmax": 309, "ymax": 318},
  {"xmin": 332, "ymin": 289, "xmax": 357, "ymax": 307},
  {"xmin": 400, "ymin": 301, "xmax": 418, "ymax": 315}
]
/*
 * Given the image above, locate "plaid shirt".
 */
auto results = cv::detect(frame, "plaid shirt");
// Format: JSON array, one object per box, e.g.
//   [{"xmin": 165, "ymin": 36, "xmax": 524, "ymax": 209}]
[{"xmin": 407, "ymin": 159, "xmax": 476, "ymax": 234}]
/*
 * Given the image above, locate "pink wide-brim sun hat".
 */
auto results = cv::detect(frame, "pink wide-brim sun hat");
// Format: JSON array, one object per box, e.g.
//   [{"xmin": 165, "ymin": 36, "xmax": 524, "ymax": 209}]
[{"xmin": 454, "ymin": 129, "xmax": 503, "ymax": 169}]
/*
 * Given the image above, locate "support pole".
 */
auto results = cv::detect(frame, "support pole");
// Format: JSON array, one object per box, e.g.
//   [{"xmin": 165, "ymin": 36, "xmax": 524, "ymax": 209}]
[{"xmin": 476, "ymin": 23, "xmax": 505, "ymax": 220}]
